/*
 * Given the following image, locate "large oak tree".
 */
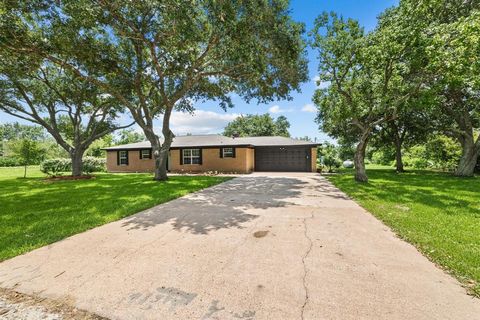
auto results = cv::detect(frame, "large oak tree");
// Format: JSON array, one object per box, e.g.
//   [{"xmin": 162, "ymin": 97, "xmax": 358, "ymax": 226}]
[
  {"xmin": 311, "ymin": 11, "xmax": 420, "ymax": 182},
  {"xmin": 2, "ymin": 0, "xmax": 308, "ymax": 180}
]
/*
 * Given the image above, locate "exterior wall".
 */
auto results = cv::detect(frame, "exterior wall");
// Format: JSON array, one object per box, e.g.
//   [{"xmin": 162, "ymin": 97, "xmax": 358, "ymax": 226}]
[
  {"xmin": 106, "ymin": 150, "xmax": 155, "ymax": 173},
  {"xmin": 106, "ymin": 146, "xmax": 315, "ymax": 173},
  {"xmin": 246, "ymin": 148, "xmax": 255, "ymax": 172},
  {"xmin": 311, "ymin": 147, "xmax": 318, "ymax": 172},
  {"xmin": 170, "ymin": 147, "xmax": 253, "ymax": 174}
]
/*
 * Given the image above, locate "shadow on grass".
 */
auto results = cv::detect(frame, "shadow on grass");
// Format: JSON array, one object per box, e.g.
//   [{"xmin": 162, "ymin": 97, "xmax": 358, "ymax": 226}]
[{"xmin": 329, "ymin": 169, "xmax": 480, "ymax": 217}]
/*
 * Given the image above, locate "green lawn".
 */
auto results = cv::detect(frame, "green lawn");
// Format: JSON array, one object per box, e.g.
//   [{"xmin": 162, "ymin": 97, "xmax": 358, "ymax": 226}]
[
  {"xmin": 0, "ymin": 166, "xmax": 230, "ymax": 261},
  {"xmin": 328, "ymin": 167, "xmax": 480, "ymax": 296}
]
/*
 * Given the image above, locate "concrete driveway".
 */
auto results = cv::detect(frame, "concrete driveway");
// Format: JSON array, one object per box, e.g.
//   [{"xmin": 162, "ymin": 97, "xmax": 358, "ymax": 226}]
[{"xmin": 0, "ymin": 173, "xmax": 478, "ymax": 320}]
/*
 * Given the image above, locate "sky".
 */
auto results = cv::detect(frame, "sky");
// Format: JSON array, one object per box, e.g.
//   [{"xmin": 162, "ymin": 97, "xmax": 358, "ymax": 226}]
[{"xmin": 0, "ymin": 0, "xmax": 398, "ymax": 142}]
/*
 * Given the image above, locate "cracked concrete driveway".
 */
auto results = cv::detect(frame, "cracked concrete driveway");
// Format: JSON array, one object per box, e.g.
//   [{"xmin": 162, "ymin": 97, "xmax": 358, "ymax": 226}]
[{"xmin": 0, "ymin": 172, "xmax": 479, "ymax": 320}]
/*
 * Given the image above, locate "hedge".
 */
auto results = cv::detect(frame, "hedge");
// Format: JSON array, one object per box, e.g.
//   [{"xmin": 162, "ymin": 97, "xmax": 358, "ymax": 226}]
[{"xmin": 40, "ymin": 157, "xmax": 106, "ymax": 176}]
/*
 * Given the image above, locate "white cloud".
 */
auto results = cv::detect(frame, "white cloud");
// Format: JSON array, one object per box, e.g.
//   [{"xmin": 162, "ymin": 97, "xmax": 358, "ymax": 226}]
[
  {"xmin": 268, "ymin": 105, "xmax": 293, "ymax": 114},
  {"xmin": 312, "ymin": 76, "xmax": 330, "ymax": 89},
  {"xmin": 170, "ymin": 109, "xmax": 239, "ymax": 135},
  {"xmin": 301, "ymin": 104, "xmax": 317, "ymax": 113}
]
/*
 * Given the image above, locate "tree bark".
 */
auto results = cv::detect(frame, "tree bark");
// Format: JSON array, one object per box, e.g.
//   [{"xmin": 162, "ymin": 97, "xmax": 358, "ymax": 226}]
[
  {"xmin": 394, "ymin": 137, "xmax": 405, "ymax": 173},
  {"xmin": 71, "ymin": 149, "xmax": 85, "ymax": 177},
  {"xmin": 454, "ymin": 135, "xmax": 479, "ymax": 177},
  {"xmin": 354, "ymin": 130, "xmax": 370, "ymax": 183},
  {"xmin": 24, "ymin": 165, "xmax": 27, "ymax": 178}
]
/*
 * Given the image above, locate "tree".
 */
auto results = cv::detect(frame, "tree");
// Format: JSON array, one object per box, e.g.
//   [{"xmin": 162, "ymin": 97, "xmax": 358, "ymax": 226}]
[
  {"xmin": 274, "ymin": 116, "xmax": 291, "ymax": 137},
  {"xmin": 318, "ymin": 142, "xmax": 341, "ymax": 172},
  {"xmin": 373, "ymin": 104, "xmax": 432, "ymax": 172},
  {"xmin": 115, "ymin": 129, "xmax": 146, "ymax": 145},
  {"xmin": 426, "ymin": 11, "xmax": 480, "ymax": 176},
  {"xmin": 0, "ymin": 122, "xmax": 46, "ymax": 141},
  {"xmin": 12, "ymin": 138, "xmax": 43, "ymax": 178},
  {"xmin": 223, "ymin": 114, "xmax": 291, "ymax": 137},
  {"xmin": 0, "ymin": 61, "xmax": 134, "ymax": 176},
  {"xmin": 2, "ymin": 0, "xmax": 308, "ymax": 181},
  {"xmin": 311, "ymin": 12, "xmax": 420, "ymax": 182},
  {"xmin": 397, "ymin": 0, "xmax": 480, "ymax": 176}
]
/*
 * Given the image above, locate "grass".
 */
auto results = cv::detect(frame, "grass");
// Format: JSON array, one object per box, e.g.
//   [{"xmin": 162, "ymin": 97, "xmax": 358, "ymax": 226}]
[
  {"xmin": 327, "ymin": 166, "xmax": 480, "ymax": 296},
  {"xmin": 0, "ymin": 166, "xmax": 231, "ymax": 261}
]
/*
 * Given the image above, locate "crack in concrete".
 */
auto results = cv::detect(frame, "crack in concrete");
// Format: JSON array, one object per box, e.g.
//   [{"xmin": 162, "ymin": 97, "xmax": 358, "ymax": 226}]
[{"xmin": 300, "ymin": 211, "xmax": 314, "ymax": 320}]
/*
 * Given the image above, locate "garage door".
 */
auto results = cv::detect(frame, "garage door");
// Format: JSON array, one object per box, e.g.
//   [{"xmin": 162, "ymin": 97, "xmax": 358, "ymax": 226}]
[{"xmin": 255, "ymin": 146, "xmax": 310, "ymax": 172}]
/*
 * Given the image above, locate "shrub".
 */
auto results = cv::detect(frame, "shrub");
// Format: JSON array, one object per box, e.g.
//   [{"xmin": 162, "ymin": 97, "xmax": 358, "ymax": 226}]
[
  {"xmin": 0, "ymin": 157, "xmax": 22, "ymax": 167},
  {"xmin": 40, "ymin": 157, "xmax": 106, "ymax": 176},
  {"xmin": 371, "ymin": 149, "xmax": 395, "ymax": 166},
  {"xmin": 40, "ymin": 158, "xmax": 71, "ymax": 177},
  {"xmin": 82, "ymin": 156, "xmax": 106, "ymax": 173}
]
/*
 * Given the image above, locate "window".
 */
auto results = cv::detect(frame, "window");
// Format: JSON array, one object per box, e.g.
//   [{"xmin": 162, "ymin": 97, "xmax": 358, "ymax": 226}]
[
  {"xmin": 119, "ymin": 151, "xmax": 128, "ymax": 165},
  {"xmin": 222, "ymin": 147, "xmax": 234, "ymax": 158},
  {"xmin": 140, "ymin": 149, "xmax": 151, "ymax": 159},
  {"xmin": 182, "ymin": 149, "xmax": 201, "ymax": 165}
]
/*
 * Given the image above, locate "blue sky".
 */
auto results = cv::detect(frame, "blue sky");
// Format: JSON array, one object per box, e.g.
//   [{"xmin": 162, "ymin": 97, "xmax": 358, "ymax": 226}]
[{"xmin": 0, "ymin": 0, "xmax": 398, "ymax": 142}]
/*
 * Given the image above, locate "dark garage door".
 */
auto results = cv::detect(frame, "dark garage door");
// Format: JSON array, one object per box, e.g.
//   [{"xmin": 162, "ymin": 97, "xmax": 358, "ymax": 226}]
[{"xmin": 255, "ymin": 146, "xmax": 310, "ymax": 172}]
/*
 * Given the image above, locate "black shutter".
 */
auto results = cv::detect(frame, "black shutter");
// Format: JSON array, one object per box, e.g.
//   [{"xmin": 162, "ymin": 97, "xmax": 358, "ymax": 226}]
[
  {"xmin": 219, "ymin": 148, "xmax": 223, "ymax": 158},
  {"xmin": 232, "ymin": 148, "xmax": 236, "ymax": 158},
  {"xmin": 199, "ymin": 148, "xmax": 203, "ymax": 165},
  {"xmin": 117, "ymin": 151, "xmax": 120, "ymax": 165},
  {"xmin": 125, "ymin": 151, "xmax": 129, "ymax": 165},
  {"xmin": 139, "ymin": 150, "xmax": 142, "ymax": 159},
  {"xmin": 179, "ymin": 149, "xmax": 183, "ymax": 165},
  {"xmin": 149, "ymin": 149, "xmax": 152, "ymax": 159}
]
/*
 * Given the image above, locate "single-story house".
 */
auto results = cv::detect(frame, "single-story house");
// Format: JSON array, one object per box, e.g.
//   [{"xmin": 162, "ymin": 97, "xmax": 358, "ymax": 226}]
[{"xmin": 103, "ymin": 135, "xmax": 319, "ymax": 174}]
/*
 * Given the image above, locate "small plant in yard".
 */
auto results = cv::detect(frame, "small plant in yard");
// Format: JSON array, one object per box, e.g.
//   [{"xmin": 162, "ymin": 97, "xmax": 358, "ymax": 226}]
[{"xmin": 11, "ymin": 139, "xmax": 44, "ymax": 178}]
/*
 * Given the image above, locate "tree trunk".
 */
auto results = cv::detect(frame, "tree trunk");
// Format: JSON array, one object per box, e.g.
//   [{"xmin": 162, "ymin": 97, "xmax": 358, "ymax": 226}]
[
  {"xmin": 24, "ymin": 165, "xmax": 27, "ymax": 178},
  {"xmin": 354, "ymin": 130, "xmax": 370, "ymax": 183},
  {"xmin": 153, "ymin": 144, "xmax": 170, "ymax": 181},
  {"xmin": 71, "ymin": 149, "xmax": 85, "ymax": 177},
  {"xmin": 394, "ymin": 138, "xmax": 404, "ymax": 173},
  {"xmin": 454, "ymin": 135, "xmax": 479, "ymax": 177}
]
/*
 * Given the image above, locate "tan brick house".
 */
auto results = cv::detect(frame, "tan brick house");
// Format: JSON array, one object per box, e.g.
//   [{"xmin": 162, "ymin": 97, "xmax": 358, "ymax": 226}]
[{"xmin": 104, "ymin": 135, "xmax": 319, "ymax": 174}]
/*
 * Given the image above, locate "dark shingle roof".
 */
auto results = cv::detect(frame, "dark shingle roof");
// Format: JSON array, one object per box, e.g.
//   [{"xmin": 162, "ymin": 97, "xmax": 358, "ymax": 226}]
[{"xmin": 103, "ymin": 135, "xmax": 319, "ymax": 150}]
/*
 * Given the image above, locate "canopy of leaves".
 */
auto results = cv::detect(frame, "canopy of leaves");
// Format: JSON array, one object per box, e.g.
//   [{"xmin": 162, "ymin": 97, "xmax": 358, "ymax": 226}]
[{"xmin": 223, "ymin": 114, "xmax": 291, "ymax": 137}]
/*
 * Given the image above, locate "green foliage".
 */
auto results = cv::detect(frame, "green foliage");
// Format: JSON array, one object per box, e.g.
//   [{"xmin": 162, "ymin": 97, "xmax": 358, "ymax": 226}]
[
  {"xmin": 10, "ymin": 138, "xmax": 44, "ymax": 177},
  {"xmin": 318, "ymin": 142, "xmax": 341, "ymax": 172},
  {"xmin": 82, "ymin": 157, "xmax": 107, "ymax": 174},
  {"xmin": 39, "ymin": 158, "xmax": 72, "ymax": 177},
  {"xmin": 0, "ymin": 122, "xmax": 46, "ymax": 141},
  {"xmin": 403, "ymin": 145, "xmax": 430, "ymax": 169},
  {"xmin": 40, "ymin": 157, "xmax": 106, "ymax": 177},
  {"xmin": 115, "ymin": 129, "xmax": 145, "ymax": 145},
  {"xmin": 425, "ymin": 136, "xmax": 462, "ymax": 171},
  {"xmin": 0, "ymin": 157, "xmax": 21, "ymax": 167},
  {"xmin": 86, "ymin": 134, "xmax": 113, "ymax": 157},
  {"xmin": 223, "ymin": 114, "xmax": 291, "ymax": 137},
  {"xmin": 1, "ymin": 0, "xmax": 308, "ymax": 179},
  {"xmin": 371, "ymin": 148, "xmax": 395, "ymax": 166}
]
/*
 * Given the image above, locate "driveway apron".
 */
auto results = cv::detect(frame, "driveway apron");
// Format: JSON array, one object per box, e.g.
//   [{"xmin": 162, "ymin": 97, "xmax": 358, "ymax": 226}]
[{"xmin": 0, "ymin": 172, "xmax": 478, "ymax": 319}]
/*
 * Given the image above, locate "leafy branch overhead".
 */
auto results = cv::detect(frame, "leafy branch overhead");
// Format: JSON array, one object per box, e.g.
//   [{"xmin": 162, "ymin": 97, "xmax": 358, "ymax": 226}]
[{"xmin": 1, "ymin": 0, "xmax": 308, "ymax": 180}]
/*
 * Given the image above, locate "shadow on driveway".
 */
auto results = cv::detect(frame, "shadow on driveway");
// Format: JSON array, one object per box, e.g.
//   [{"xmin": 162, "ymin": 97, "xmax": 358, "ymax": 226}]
[{"xmin": 120, "ymin": 176, "xmax": 308, "ymax": 234}]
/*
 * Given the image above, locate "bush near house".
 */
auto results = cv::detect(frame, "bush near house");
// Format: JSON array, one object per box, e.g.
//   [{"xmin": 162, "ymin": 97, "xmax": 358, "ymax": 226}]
[
  {"xmin": 0, "ymin": 157, "xmax": 21, "ymax": 167},
  {"xmin": 40, "ymin": 157, "xmax": 106, "ymax": 176}
]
